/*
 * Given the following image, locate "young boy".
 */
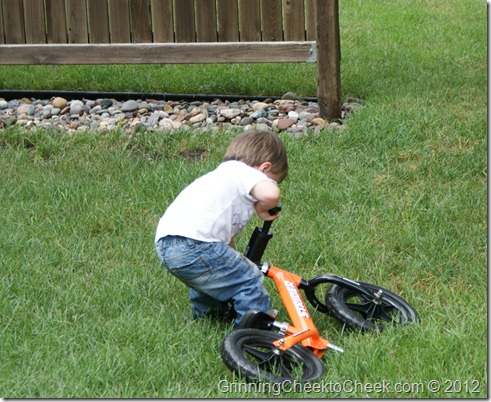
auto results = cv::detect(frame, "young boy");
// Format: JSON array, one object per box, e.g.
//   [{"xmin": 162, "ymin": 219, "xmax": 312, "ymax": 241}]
[{"xmin": 155, "ymin": 130, "xmax": 288, "ymax": 327}]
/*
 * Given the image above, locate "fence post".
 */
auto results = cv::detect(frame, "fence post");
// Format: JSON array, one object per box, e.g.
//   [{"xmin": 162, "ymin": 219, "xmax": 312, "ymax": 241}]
[{"xmin": 316, "ymin": 0, "xmax": 341, "ymax": 120}]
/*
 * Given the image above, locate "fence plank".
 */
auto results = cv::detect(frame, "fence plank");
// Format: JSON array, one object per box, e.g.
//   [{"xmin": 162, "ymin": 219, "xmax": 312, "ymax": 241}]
[
  {"xmin": 87, "ymin": 0, "xmax": 110, "ymax": 43},
  {"xmin": 174, "ymin": 0, "xmax": 195, "ymax": 42},
  {"xmin": 152, "ymin": 0, "xmax": 174, "ymax": 42},
  {"xmin": 108, "ymin": 0, "xmax": 131, "ymax": 43},
  {"xmin": 196, "ymin": 0, "xmax": 217, "ymax": 42},
  {"xmin": 316, "ymin": 0, "xmax": 341, "ymax": 119},
  {"xmin": 131, "ymin": 0, "xmax": 153, "ymax": 42},
  {"xmin": 305, "ymin": 0, "xmax": 316, "ymax": 41},
  {"xmin": 3, "ymin": 0, "xmax": 25, "ymax": 44},
  {"xmin": 238, "ymin": 0, "xmax": 260, "ymax": 41},
  {"xmin": 0, "ymin": 0, "xmax": 4, "ymax": 44},
  {"xmin": 1, "ymin": 42, "xmax": 314, "ymax": 64},
  {"xmin": 46, "ymin": 0, "xmax": 67, "ymax": 43},
  {"xmin": 283, "ymin": 0, "xmax": 305, "ymax": 41},
  {"xmin": 66, "ymin": 0, "xmax": 88, "ymax": 44},
  {"xmin": 261, "ymin": 0, "xmax": 282, "ymax": 41},
  {"xmin": 217, "ymin": 0, "xmax": 238, "ymax": 42},
  {"xmin": 24, "ymin": 0, "xmax": 46, "ymax": 44}
]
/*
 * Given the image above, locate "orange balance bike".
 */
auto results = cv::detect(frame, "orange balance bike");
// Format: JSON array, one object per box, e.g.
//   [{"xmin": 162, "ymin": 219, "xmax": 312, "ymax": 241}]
[{"xmin": 220, "ymin": 206, "xmax": 418, "ymax": 383}]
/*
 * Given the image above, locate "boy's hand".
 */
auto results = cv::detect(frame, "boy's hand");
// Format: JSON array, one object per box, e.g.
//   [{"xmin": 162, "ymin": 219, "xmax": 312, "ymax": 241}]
[{"xmin": 256, "ymin": 208, "xmax": 279, "ymax": 221}]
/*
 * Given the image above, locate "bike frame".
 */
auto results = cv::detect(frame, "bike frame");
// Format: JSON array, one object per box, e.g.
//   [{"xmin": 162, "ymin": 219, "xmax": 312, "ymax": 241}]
[
  {"xmin": 243, "ymin": 205, "xmax": 347, "ymax": 357},
  {"xmin": 222, "ymin": 205, "xmax": 418, "ymax": 384},
  {"xmin": 259, "ymin": 263, "xmax": 343, "ymax": 358}
]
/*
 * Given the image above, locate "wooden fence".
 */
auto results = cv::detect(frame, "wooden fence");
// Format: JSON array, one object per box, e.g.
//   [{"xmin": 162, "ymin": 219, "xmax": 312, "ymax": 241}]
[{"xmin": 0, "ymin": 0, "xmax": 341, "ymax": 118}]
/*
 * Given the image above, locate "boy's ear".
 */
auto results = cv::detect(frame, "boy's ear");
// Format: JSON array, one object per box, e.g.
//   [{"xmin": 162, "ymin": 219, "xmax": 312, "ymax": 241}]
[{"xmin": 258, "ymin": 162, "xmax": 272, "ymax": 173}]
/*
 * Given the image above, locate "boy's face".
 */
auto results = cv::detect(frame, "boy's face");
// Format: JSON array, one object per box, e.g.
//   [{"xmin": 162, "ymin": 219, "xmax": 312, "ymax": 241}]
[
  {"xmin": 264, "ymin": 170, "xmax": 284, "ymax": 184},
  {"xmin": 255, "ymin": 161, "xmax": 286, "ymax": 184}
]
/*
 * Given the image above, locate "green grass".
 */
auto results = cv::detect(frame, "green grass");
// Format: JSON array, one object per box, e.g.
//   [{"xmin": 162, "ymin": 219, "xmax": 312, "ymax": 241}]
[
  {"xmin": 0, "ymin": 63, "xmax": 319, "ymax": 98},
  {"xmin": 0, "ymin": 0, "xmax": 487, "ymax": 398}
]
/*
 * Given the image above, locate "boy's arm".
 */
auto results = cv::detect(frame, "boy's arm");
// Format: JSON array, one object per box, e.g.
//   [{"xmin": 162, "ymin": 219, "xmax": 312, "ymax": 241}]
[{"xmin": 250, "ymin": 180, "xmax": 280, "ymax": 221}]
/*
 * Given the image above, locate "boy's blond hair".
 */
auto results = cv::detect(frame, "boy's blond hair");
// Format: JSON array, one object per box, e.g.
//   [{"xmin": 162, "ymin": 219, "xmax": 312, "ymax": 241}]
[{"xmin": 223, "ymin": 130, "xmax": 288, "ymax": 182}]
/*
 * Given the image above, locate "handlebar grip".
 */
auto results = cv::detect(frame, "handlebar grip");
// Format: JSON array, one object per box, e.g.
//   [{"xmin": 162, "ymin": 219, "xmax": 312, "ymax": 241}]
[{"xmin": 268, "ymin": 204, "xmax": 282, "ymax": 216}]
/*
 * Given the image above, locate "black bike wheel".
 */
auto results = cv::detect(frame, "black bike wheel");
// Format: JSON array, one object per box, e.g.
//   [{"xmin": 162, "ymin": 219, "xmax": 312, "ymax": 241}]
[
  {"xmin": 220, "ymin": 329, "xmax": 325, "ymax": 384},
  {"xmin": 325, "ymin": 282, "xmax": 418, "ymax": 332}
]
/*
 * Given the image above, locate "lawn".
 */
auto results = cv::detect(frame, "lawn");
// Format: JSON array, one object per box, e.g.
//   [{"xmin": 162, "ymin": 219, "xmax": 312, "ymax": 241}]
[{"xmin": 0, "ymin": 0, "xmax": 487, "ymax": 398}]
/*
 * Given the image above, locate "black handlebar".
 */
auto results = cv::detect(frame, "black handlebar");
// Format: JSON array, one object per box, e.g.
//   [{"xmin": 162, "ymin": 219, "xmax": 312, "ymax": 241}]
[
  {"xmin": 268, "ymin": 204, "xmax": 282, "ymax": 216},
  {"xmin": 262, "ymin": 203, "xmax": 282, "ymax": 234}
]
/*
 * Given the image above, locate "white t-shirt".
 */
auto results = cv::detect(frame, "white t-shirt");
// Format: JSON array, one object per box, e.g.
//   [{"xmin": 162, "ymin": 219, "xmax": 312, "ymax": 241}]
[{"xmin": 155, "ymin": 160, "xmax": 275, "ymax": 244}]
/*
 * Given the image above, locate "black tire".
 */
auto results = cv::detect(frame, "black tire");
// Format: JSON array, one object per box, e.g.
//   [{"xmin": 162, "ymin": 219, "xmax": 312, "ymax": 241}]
[
  {"xmin": 325, "ymin": 282, "xmax": 419, "ymax": 332},
  {"xmin": 220, "ymin": 329, "xmax": 325, "ymax": 384},
  {"xmin": 303, "ymin": 278, "xmax": 333, "ymax": 315}
]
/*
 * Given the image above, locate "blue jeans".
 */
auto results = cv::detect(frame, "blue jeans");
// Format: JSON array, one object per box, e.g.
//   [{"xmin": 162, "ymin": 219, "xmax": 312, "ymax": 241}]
[{"xmin": 155, "ymin": 235, "xmax": 270, "ymax": 326}]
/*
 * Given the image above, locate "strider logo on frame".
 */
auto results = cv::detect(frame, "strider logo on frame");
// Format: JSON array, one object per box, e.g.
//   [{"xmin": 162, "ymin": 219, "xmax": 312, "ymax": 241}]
[{"xmin": 285, "ymin": 281, "xmax": 310, "ymax": 319}]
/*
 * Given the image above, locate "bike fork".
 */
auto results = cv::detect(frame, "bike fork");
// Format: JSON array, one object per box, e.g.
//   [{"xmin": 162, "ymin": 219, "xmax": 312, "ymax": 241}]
[{"xmin": 260, "ymin": 263, "xmax": 344, "ymax": 356}]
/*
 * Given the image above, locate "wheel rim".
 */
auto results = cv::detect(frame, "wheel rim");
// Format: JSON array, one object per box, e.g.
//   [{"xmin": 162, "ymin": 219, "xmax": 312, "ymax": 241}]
[
  {"xmin": 240, "ymin": 339, "xmax": 310, "ymax": 380},
  {"xmin": 343, "ymin": 289, "xmax": 410, "ymax": 326}
]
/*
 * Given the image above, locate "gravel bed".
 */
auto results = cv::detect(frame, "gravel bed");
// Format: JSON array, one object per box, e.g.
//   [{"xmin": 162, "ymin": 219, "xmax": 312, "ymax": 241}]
[{"xmin": 0, "ymin": 93, "xmax": 364, "ymax": 136}]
